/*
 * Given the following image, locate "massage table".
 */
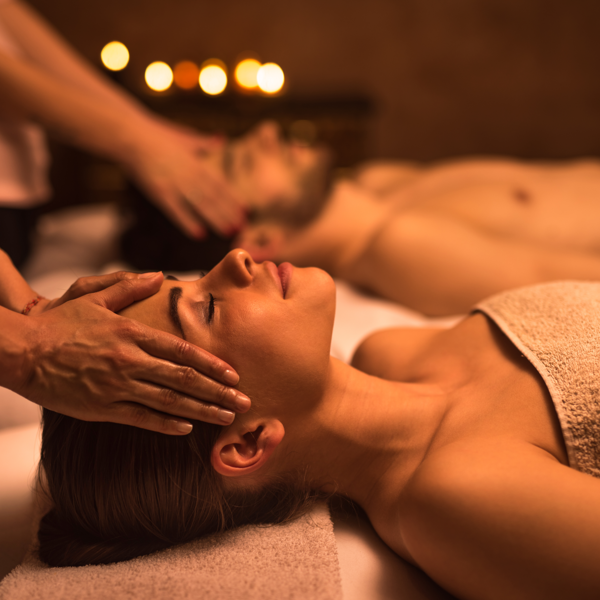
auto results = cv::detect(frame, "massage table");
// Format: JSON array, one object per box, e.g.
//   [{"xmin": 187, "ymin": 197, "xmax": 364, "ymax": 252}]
[{"xmin": 0, "ymin": 204, "xmax": 459, "ymax": 599}]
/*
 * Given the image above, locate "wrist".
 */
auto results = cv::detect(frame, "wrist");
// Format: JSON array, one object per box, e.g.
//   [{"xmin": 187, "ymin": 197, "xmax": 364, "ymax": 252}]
[
  {"xmin": 112, "ymin": 111, "xmax": 157, "ymax": 170},
  {"xmin": 21, "ymin": 294, "xmax": 46, "ymax": 315},
  {"xmin": 0, "ymin": 251, "xmax": 39, "ymax": 312},
  {"xmin": 25, "ymin": 296, "xmax": 50, "ymax": 316}
]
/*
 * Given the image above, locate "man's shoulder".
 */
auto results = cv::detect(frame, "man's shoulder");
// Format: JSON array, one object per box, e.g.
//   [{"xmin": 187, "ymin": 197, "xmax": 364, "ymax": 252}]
[{"xmin": 352, "ymin": 160, "xmax": 423, "ymax": 196}]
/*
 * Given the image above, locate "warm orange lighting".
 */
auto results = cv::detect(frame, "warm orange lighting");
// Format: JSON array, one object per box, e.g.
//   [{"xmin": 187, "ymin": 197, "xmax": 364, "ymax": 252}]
[
  {"xmin": 100, "ymin": 41, "xmax": 129, "ymax": 71},
  {"xmin": 174, "ymin": 61, "xmax": 200, "ymax": 90},
  {"xmin": 235, "ymin": 58, "xmax": 261, "ymax": 89},
  {"xmin": 257, "ymin": 62, "xmax": 284, "ymax": 94},
  {"xmin": 199, "ymin": 60, "xmax": 227, "ymax": 95},
  {"xmin": 145, "ymin": 61, "xmax": 173, "ymax": 92}
]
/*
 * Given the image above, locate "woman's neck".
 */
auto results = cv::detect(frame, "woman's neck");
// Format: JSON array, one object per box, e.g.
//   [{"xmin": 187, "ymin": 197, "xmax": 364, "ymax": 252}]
[{"xmin": 281, "ymin": 357, "xmax": 449, "ymax": 511}]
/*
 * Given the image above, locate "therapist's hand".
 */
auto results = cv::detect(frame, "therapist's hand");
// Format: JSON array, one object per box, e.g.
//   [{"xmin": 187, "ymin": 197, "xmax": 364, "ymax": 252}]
[
  {"xmin": 124, "ymin": 117, "xmax": 247, "ymax": 240},
  {"xmin": 20, "ymin": 272, "xmax": 250, "ymax": 434}
]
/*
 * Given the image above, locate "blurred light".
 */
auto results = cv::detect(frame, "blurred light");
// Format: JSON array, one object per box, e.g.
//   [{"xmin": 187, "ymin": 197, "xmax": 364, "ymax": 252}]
[
  {"xmin": 145, "ymin": 61, "xmax": 173, "ymax": 92},
  {"xmin": 174, "ymin": 60, "xmax": 200, "ymax": 90},
  {"xmin": 100, "ymin": 41, "xmax": 129, "ymax": 71},
  {"xmin": 199, "ymin": 60, "xmax": 227, "ymax": 95},
  {"xmin": 235, "ymin": 58, "xmax": 261, "ymax": 89},
  {"xmin": 257, "ymin": 62, "xmax": 284, "ymax": 94}
]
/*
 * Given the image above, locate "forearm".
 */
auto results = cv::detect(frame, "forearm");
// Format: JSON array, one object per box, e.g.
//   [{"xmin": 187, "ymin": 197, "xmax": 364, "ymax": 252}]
[
  {"xmin": 0, "ymin": 248, "xmax": 37, "ymax": 312},
  {"xmin": 0, "ymin": 306, "xmax": 32, "ymax": 392},
  {"xmin": 0, "ymin": 49, "xmax": 144, "ymax": 165},
  {"xmin": 0, "ymin": 0, "xmax": 146, "ymax": 118}
]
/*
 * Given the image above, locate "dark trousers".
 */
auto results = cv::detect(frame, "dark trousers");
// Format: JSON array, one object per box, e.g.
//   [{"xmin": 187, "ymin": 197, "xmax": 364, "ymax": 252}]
[{"xmin": 0, "ymin": 206, "xmax": 38, "ymax": 269}]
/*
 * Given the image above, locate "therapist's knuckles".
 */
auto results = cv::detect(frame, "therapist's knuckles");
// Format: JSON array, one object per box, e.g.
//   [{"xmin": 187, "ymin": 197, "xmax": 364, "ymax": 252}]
[
  {"xmin": 157, "ymin": 385, "xmax": 186, "ymax": 409},
  {"xmin": 201, "ymin": 402, "xmax": 235, "ymax": 425},
  {"xmin": 216, "ymin": 385, "xmax": 251, "ymax": 412}
]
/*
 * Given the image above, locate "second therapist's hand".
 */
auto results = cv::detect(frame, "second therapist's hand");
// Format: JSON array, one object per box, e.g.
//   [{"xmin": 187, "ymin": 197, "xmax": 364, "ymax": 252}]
[
  {"xmin": 124, "ymin": 117, "xmax": 247, "ymax": 240},
  {"xmin": 20, "ymin": 272, "xmax": 250, "ymax": 434}
]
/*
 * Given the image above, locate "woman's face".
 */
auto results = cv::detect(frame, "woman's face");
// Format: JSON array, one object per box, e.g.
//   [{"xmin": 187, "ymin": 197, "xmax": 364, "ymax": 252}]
[{"xmin": 120, "ymin": 249, "xmax": 336, "ymax": 409}]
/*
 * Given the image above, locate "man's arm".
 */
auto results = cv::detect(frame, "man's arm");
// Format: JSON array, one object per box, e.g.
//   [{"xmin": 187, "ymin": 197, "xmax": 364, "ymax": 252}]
[{"xmin": 350, "ymin": 210, "xmax": 600, "ymax": 315}]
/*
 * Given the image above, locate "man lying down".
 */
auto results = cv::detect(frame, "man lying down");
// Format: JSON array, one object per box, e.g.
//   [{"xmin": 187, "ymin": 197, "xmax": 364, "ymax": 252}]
[{"xmin": 208, "ymin": 120, "xmax": 600, "ymax": 316}]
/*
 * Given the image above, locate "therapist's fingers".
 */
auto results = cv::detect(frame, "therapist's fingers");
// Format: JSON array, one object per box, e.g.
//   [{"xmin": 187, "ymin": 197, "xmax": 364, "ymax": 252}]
[
  {"xmin": 123, "ymin": 379, "xmax": 243, "ymax": 427},
  {"xmin": 156, "ymin": 190, "xmax": 208, "ymax": 240},
  {"xmin": 131, "ymin": 358, "xmax": 250, "ymax": 415},
  {"xmin": 184, "ymin": 163, "xmax": 247, "ymax": 237},
  {"xmin": 52, "ymin": 272, "xmax": 154, "ymax": 306},
  {"xmin": 107, "ymin": 401, "xmax": 197, "ymax": 435},
  {"xmin": 89, "ymin": 272, "xmax": 166, "ymax": 313},
  {"xmin": 135, "ymin": 326, "xmax": 244, "ymax": 391}
]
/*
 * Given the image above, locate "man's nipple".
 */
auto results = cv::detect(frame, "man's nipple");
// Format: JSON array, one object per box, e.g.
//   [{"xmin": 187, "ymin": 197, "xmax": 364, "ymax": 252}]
[{"xmin": 513, "ymin": 188, "xmax": 532, "ymax": 204}]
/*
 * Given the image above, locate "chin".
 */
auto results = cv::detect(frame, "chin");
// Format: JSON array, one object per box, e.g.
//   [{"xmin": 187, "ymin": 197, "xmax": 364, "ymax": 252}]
[
  {"xmin": 302, "ymin": 266, "xmax": 336, "ymax": 299},
  {"xmin": 304, "ymin": 266, "xmax": 337, "ymax": 333}
]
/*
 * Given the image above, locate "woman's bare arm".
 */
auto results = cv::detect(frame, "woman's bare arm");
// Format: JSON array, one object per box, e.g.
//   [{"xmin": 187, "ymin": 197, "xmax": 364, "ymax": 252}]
[{"xmin": 402, "ymin": 441, "xmax": 600, "ymax": 600}]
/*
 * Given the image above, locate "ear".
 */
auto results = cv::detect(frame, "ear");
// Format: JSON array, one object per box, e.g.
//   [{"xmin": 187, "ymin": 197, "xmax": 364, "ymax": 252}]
[
  {"xmin": 233, "ymin": 223, "xmax": 285, "ymax": 262},
  {"xmin": 211, "ymin": 419, "xmax": 285, "ymax": 478}
]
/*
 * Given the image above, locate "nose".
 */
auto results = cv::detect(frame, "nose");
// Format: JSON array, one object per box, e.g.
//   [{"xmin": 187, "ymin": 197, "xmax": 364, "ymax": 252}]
[
  {"xmin": 223, "ymin": 249, "xmax": 254, "ymax": 287},
  {"xmin": 255, "ymin": 120, "xmax": 281, "ymax": 151}
]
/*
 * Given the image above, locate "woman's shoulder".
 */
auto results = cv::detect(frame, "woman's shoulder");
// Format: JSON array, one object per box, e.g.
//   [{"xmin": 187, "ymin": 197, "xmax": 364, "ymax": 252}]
[
  {"xmin": 400, "ymin": 438, "xmax": 600, "ymax": 599},
  {"xmin": 351, "ymin": 327, "xmax": 443, "ymax": 380}
]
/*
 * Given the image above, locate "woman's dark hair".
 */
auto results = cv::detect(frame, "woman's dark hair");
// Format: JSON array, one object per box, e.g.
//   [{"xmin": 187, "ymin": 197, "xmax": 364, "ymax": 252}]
[{"xmin": 37, "ymin": 409, "xmax": 321, "ymax": 567}]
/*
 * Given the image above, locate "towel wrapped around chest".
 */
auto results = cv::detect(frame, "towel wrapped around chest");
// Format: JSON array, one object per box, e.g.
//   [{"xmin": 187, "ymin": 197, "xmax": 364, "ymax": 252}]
[{"xmin": 475, "ymin": 281, "xmax": 600, "ymax": 478}]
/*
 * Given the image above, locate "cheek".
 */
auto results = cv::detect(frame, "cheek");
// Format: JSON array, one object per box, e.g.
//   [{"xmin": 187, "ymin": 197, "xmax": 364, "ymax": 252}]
[
  {"xmin": 254, "ymin": 166, "xmax": 294, "ymax": 200},
  {"xmin": 212, "ymin": 301, "xmax": 331, "ymax": 402}
]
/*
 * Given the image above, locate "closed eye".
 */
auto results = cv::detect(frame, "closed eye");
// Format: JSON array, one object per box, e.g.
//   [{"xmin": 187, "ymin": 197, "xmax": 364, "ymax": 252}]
[{"xmin": 208, "ymin": 293, "xmax": 215, "ymax": 323}]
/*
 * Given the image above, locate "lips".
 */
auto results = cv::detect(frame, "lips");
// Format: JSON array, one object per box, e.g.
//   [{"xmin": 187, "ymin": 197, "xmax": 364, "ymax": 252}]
[
  {"xmin": 278, "ymin": 263, "xmax": 293, "ymax": 298},
  {"xmin": 265, "ymin": 261, "xmax": 293, "ymax": 298}
]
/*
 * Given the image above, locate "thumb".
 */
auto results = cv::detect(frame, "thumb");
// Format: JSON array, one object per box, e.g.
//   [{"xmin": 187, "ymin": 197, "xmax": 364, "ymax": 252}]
[{"xmin": 88, "ymin": 272, "xmax": 164, "ymax": 313}]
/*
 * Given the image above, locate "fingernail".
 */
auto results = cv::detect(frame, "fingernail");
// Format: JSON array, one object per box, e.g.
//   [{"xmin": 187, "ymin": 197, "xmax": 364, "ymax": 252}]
[
  {"xmin": 234, "ymin": 392, "xmax": 251, "ymax": 412},
  {"xmin": 139, "ymin": 271, "xmax": 162, "ymax": 279},
  {"xmin": 218, "ymin": 409, "xmax": 235, "ymax": 425},
  {"xmin": 173, "ymin": 421, "xmax": 193, "ymax": 434},
  {"xmin": 223, "ymin": 369, "xmax": 239, "ymax": 385}
]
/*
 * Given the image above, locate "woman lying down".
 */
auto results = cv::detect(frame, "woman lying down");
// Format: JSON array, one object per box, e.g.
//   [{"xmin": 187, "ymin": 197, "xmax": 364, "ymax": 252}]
[{"xmin": 30, "ymin": 249, "xmax": 600, "ymax": 600}]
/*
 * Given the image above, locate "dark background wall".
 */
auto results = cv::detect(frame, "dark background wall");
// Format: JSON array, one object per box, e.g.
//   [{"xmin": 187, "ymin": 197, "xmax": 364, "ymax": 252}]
[{"xmin": 30, "ymin": 0, "xmax": 600, "ymax": 161}]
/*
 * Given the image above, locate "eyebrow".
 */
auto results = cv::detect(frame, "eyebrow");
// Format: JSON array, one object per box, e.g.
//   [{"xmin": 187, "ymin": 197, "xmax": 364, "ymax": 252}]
[{"xmin": 168, "ymin": 287, "xmax": 186, "ymax": 340}]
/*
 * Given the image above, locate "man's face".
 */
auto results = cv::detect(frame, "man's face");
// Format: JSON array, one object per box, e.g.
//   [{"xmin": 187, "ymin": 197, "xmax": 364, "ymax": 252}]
[{"xmin": 210, "ymin": 121, "xmax": 332, "ymax": 219}]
